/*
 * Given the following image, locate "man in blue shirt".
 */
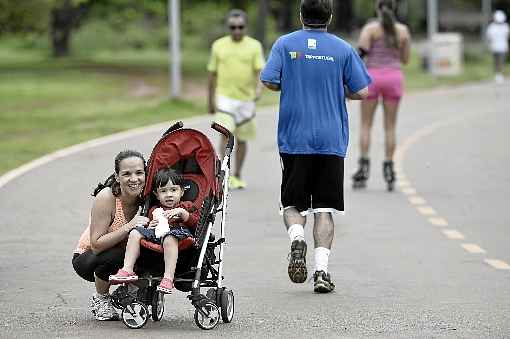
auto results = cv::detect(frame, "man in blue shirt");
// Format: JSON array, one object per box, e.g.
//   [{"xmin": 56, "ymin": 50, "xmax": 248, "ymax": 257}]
[{"xmin": 261, "ymin": 0, "xmax": 371, "ymax": 293}]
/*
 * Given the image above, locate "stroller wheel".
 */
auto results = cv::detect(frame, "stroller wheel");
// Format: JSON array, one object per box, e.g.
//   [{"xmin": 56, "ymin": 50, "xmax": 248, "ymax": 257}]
[
  {"xmin": 151, "ymin": 291, "xmax": 165, "ymax": 321},
  {"xmin": 121, "ymin": 301, "xmax": 149, "ymax": 329},
  {"xmin": 194, "ymin": 301, "xmax": 220, "ymax": 330},
  {"xmin": 219, "ymin": 289, "xmax": 235, "ymax": 323},
  {"xmin": 206, "ymin": 288, "xmax": 218, "ymax": 304}
]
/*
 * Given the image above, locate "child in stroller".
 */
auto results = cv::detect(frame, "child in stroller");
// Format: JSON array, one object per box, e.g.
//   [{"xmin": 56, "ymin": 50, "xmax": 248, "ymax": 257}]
[
  {"xmin": 109, "ymin": 122, "xmax": 236, "ymax": 330},
  {"xmin": 109, "ymin": 167, "xmax": 200, "ymax": 294}
]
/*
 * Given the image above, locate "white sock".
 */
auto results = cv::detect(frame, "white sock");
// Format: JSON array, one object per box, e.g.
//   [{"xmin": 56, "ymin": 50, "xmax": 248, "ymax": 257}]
[
  {"xmin": 287, "ymin": 224, "xmax": 305, "ymax": 243},
  {"xmin": 314, "ymin": 247, "xmax": 330, "ymax": 273}
]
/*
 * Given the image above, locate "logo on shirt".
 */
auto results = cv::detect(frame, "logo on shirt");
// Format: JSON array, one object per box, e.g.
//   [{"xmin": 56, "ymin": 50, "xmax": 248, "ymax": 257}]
[
  {"xmin": 305, "ymin": 54, "xmax": 335, "ymax": 62},
  {"xmin": 289, "ymin": 51, "xmax": 303, "ymax": 60},
  {"xmin": 307, "ymin": 39, "xmax": 317, "ymax": 50}
]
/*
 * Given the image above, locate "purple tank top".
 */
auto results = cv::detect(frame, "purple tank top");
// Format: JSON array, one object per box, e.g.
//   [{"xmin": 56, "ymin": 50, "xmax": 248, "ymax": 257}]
[{"xmin": 365, "ymin": 37, "xmax": 401, "ymax": 69}]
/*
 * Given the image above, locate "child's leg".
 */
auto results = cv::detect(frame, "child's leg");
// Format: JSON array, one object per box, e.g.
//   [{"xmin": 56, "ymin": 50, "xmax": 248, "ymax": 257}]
[
  {"xmin": 162, "ymin": 235, "xmax": 179, "ymax": 280},
  {"xmin": 122, "ymin": 230, "xmax": 144, "ymax": 273}
]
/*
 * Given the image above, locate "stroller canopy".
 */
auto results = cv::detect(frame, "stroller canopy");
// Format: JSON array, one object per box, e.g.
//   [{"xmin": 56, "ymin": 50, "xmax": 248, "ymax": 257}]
[{"xmin": 143, "ymin": 128, "xmax": 218, "ymax": 208}]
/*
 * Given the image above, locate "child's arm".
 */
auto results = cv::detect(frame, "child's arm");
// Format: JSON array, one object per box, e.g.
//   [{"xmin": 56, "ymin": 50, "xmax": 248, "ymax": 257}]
[
  {"xmin": 163, "ymin": 205, "xmax": 199, "ymax": 230},
  {"xmin": 182, "ymin": 208, "xmax": 200, "ymax": 230}
]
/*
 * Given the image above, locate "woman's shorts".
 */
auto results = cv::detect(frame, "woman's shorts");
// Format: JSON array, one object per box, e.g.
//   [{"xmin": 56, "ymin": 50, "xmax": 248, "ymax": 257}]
[
  {"xmin": 134, "ymin": 226, "xmax": 192, "ymax": 245},
  {"xmin": 72, "ymin": 247, "xmax": 125, "ymax": 282},
  {"xmin": 280, "ymin": 153, "xmax": 344, "ymax": 216},
  {"xmin": 367, "ymin": 68, "xmax": 404, "ymax": 102}
]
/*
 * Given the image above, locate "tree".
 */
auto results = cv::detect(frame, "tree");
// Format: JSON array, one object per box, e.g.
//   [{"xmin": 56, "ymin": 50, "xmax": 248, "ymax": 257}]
[
  {"xmin": 0, "ymin": 0, "xmax": 52, "ymax": 34},
  {"xmin": 255, "ymin": 0, "xmax": 269, "ymax": 48},
  {"xmin": 230, "ymin": 0, "xmax": 248, "ymax": 10},
  {"xmin": 274, "ymin": 1, "xmax": 295, "ymax": 32},
  {"xmin": 50, "ymin": 0, "xmax": 89, "ymax": 57},
  {"xmin": 332, "ymin": 0, "xmax": 354, "ymax": 32}
]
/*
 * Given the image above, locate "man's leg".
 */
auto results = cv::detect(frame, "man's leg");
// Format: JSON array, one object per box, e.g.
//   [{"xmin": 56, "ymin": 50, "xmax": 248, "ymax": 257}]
[
  {"xmin": 235, "ymin": 140, "xmax": 247, "ymax": 178},
  {"xmin": 313, "ymin": 212, "xmax": 334, "ymax": 249},
  {"xmin": 312, "ymin": 212, "xmax": 336, "ymax": 293},
  {"xmin": 284, "ymin": 207, "xmax": 308, "ymax": 283},
  {"xmin": 230, "ymin": 117, "xmax": 256, "ymax": 189},
  {"xmin": 283, "ymin": 206, "xmax": 306, "ymax": 230}
]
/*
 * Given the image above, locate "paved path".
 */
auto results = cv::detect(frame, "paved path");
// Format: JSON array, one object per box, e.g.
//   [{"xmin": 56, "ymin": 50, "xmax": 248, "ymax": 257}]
[{"xmin": 0, "ymin": 82, "xmax": 509, "ymax": 338}]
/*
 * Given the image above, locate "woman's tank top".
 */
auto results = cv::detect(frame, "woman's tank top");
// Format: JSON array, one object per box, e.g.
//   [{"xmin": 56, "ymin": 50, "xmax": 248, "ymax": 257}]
[
  {"xmin": 74, "ymin": 198, "xmax": 127, "ymax": 254},
  {"xmin": 365, "ymin": 37, "xmax": 401, "ymax": 69}
]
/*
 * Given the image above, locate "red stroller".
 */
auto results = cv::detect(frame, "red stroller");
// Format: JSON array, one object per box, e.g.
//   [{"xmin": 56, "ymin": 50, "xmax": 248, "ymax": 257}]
[{"xmin": 111, "ymin": 122, "xmax": 235, "ymax": 330}]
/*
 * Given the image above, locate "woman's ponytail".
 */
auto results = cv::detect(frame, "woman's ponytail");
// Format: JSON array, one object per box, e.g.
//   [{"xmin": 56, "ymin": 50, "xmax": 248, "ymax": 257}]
[
  {"xmin": 378, "ymin": 0, "xmax": 398, "ymax": 49},
  {"xmin": 92, "ymin": 174, "xmax": 120, "ymax": 197}
]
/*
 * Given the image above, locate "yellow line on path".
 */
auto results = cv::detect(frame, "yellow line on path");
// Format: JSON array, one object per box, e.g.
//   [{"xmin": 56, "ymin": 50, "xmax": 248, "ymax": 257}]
[
  {"xmin": 484, "ymin": 259, "xmax": 510, "ymax": 270},
  {"xmin": 409, "ymin": 196, "xmax": 427, "ymax": 205},
  {"xmin": 461, "ymin": 243, "xmax": 486, "ymax": 254},
  {"xmin": 400, "ymin": 187, "xmax": 417, "ymax": 195},
  {"xmin": 417, "ymin": 206, "xmax": 437, "ymax": 216},
  {"xmin": 397, "ymin": 180, "xmax": 411, "ymax": 188},
  {"xmin": 428, "ymin": 217, "xmax": 449, "ymax": 227},
  {"xmin": 442, "ymin": 229, "xmax": 465, "ymax": 240}
]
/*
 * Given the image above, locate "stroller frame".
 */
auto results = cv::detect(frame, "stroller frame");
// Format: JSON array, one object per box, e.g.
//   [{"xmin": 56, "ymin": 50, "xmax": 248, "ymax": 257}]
[{"xmin": 112, "ymin": 122, "xmax": 235, "ymax": 330}]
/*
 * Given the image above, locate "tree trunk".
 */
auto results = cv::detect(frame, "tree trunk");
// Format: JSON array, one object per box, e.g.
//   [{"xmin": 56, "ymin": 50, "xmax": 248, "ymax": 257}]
[
  {"xmin": 333, "ymin": 0, "xmax": 354, "ymax": 32},
  {"xmin": 230, "ymin": 0, "xmax": 248, "ymax": 10},
  {"xmin": 255, "ymin": 0, "xmax": 269, "ymax": 49},
  {"xmin": 50, "ymin": 0, "xmax": 86, "ymax": 58},
  {"xmin": 277, "ymin": 2, "xmax": 294, "ymax": 32}
]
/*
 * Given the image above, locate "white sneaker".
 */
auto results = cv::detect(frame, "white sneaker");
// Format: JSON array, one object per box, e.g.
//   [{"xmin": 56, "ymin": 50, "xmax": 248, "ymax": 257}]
[
  {"xmin": 495, "ymin": 74, "xmax": 504, "ymax": 84},
  {"xmin": 90, "ymin": 293, "xmax": 119, "ymax": 321}
]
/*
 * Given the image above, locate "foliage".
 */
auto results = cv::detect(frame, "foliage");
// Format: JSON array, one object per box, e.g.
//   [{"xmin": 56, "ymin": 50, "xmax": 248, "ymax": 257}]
[{"xmin": 0, "ymin": 0, "xmax": 53, "ymax": 33}]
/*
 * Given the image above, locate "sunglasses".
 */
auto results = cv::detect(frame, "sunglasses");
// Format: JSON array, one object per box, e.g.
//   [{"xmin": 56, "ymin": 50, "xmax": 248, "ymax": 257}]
[{"xmin": 229, "ymin": 25, "xmax": 245, "ymax": 31}]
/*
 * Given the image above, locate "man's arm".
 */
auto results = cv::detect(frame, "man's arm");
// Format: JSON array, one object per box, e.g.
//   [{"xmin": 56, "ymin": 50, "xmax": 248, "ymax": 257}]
[
  {"xmin": 262, "ymin": 81, "xmax": 281, "ymax": 92},
  {"xmin": 255, "ymin": 70, "xmax": 264, "ymax": 100},
  {"xmin": 207, "ymin": 72, "xmax": 217, "ymax": 114},
  {"xmin": 345, "ymin": 86, "xmax": 369, "ymax": 100}
]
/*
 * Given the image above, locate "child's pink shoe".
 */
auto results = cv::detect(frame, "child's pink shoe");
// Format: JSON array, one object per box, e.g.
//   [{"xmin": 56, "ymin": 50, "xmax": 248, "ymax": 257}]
[
  {"xmin": 156, "ymin": 278, "xmax": 174, "ymax": 294},
  {"xmin": 109, "ymin": 269, "xmax": 138, "ymax": 284}
]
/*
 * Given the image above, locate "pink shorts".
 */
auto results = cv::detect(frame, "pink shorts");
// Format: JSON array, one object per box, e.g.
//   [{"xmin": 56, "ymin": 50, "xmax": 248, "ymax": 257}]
[{"xmin": 367, "ymin": 68, "xmax": 404, "ymax": 102}]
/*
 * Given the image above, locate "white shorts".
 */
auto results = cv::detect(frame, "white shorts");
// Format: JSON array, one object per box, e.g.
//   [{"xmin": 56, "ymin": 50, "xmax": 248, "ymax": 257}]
[{"xmin": 216, "ymin": 95, "xmax": 256, "ymax": 126}]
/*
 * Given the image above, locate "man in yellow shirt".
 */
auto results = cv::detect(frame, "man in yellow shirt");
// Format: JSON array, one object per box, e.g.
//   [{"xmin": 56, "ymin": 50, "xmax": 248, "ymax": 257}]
[{"xmin": 207, "ymin": 9, "xmax": 265, "ymax": 189}]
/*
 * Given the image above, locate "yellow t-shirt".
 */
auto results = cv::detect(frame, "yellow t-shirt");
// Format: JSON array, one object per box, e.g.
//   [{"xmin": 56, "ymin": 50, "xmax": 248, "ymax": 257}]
[{"xmin": 207, "ymin": 35, "xmax": 265, "ymax": 101}]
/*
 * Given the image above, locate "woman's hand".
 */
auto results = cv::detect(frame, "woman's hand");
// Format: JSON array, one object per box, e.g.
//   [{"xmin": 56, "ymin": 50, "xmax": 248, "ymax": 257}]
[{"xmin": 125, "ymin": 207, "xmax": 149, "ymax": 231}]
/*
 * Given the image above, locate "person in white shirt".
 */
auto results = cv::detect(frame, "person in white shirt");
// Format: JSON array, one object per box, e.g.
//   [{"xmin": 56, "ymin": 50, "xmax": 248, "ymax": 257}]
[{"xmin": 486, "ymin": 10, "xmax": 509, "ymax": 83}]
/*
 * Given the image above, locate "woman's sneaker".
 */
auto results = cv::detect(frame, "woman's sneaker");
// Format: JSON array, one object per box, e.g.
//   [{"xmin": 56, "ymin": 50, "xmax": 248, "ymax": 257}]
[
  {"xmin": 288, "ymin": 240, "xmax": 307, "ymax": 283},
  {"xmin": 156, "ymin": 277, "xmax": 174, "ymax": 294},
  {"xmin": 90, "ymin": 293, "xmax": 119, "ymax": 321},
  {"xmin": 109, "ymin": 269, "xmax": 138, "ymax": 284},
  {"xmin": 313, "ymin": 270, "xmax": 335, "ymax": 293}
]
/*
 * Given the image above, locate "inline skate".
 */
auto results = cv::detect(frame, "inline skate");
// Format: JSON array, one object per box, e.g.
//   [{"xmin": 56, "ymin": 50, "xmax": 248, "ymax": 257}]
[
  {"xmin": 352, "ymin": 157, "xmax": 370, "ymax": 189},
  {"xmin": 383, "ymin": 160, "xmax": 396, "ymax": 192}
]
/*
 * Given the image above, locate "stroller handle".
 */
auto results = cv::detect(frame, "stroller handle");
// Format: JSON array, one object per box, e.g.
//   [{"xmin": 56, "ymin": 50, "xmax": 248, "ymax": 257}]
[
  {"xmin": 162, "ymin": 121, "xmax": 184, "ymax": 137},
  {"xmin": 211, "ymin": 122, "xmax": 234, "ymax": 156}
]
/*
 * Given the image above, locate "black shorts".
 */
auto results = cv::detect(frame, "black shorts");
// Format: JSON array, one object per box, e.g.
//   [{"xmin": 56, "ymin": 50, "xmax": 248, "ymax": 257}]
[{"xmin": 280, "ymin": 153, "xmax": 344, "ymax": 215}]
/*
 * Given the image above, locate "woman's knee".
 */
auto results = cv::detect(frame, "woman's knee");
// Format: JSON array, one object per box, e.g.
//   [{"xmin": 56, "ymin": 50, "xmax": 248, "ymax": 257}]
[
  {"xmin": 94, "ymin": 247, "xmax": 125, "ymax": 281},
  {"xmin": 72, "ymin": 253, "xmax": 96, "ymax": 282}
]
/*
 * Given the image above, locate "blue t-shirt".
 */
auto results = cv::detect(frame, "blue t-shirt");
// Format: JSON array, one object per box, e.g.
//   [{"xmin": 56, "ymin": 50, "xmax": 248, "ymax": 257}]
[{"xmin": 260, "ymin": 30, "xmax": 371, "ymax": 157}]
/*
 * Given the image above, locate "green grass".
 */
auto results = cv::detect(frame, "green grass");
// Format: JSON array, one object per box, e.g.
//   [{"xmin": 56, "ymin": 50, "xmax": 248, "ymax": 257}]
[
  {"xmin": 0, "ymin": 41, "xmax": 508, "ymax": 176},
  {"xmin": 403, "ymin": 49, "xmax": 509, "ymax": 90},
  {"xmin": 0, "ymin": 52, "xmax": 205, "ymax": 175}
]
